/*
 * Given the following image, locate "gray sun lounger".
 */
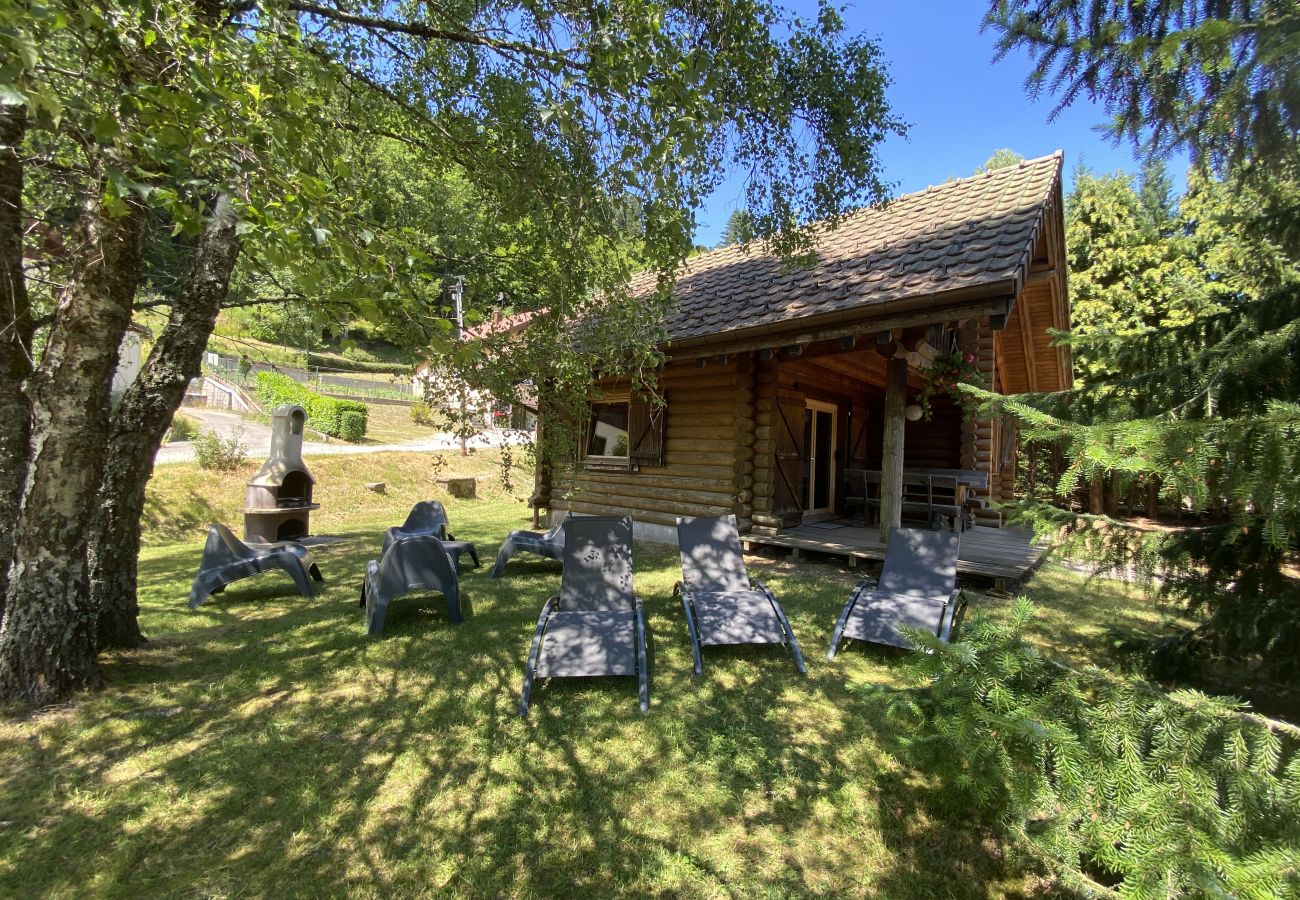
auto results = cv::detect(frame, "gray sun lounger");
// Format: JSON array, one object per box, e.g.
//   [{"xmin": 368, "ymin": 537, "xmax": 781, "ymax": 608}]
[
  {"xmin": 188, "ymin": 523, "xmax": 323, "ymax": 609},
  {"xmin": 490, "ymin": 513, "xmax": 567, "ymax": 577},
  {"xmin": 827, "ymin": 527, "xmax": 967, "ymax": 657},
  {"xmin": 675, "ymin": 515, "xmax": 805, "ymax": 675},
  {"xmin": 360, "ymin": 534, "xmax": 462, "ymax": 636},
  {"xmin": 518, "ymin": 516, "xmax": 648, "ymax": 716}
]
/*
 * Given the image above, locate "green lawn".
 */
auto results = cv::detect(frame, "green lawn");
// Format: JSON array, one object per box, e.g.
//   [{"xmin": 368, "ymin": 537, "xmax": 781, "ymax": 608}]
[
  {"xmin": 0, "ymin": 451, "xmax": 1184, "ymax": 897},
  {"xmin": 359, "ymin": 401, "xmax": 441, "ymax": 445}
]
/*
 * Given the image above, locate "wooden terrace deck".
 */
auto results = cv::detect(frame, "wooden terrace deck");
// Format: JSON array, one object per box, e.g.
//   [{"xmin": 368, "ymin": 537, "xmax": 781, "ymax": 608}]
[{"xmin": 742, "ymin": 523, "xmax": 1047, "ymax": 584}]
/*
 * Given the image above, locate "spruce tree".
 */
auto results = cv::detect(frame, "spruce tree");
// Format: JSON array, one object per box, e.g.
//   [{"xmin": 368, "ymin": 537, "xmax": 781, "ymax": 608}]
[{"xmin": 985, "ymin": 2, "xmax": 1300, "ymax": 682}]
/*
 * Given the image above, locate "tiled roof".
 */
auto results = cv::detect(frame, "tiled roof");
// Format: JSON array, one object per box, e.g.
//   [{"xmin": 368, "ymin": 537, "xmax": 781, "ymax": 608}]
[
  {"xmin": 462, "ymin": 309, "xmax": 539, "ymax": 341},
  {"xmin": 644, "ymin": 152, "xmax": 1063, "ymax": 345}
]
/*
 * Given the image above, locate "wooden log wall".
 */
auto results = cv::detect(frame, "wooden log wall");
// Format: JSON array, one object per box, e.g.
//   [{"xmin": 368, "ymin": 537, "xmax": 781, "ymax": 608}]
[
  {"xmin": 551, "ymin": 360, "xmax": 743, "ymax": 531},
  {"xmin": 903, "ymin": 395, "xmax": 962, "ymax": 469},
  {"xmin": 964, "ymin": 318, "xmax": 1002, "ymax": 522},
  {"xmin": 732, "ymin": 353, "xmax": 757, "ymax": 527},
  {"xmin": 750, "ymin": 355, "xmax": 780, "ymax": 535}
]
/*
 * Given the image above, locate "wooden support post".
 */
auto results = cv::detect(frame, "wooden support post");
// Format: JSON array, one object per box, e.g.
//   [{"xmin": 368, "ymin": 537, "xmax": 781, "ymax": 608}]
[{"xmin": 880, "ymin": 356, "xmax": 908, "ymax": 542}]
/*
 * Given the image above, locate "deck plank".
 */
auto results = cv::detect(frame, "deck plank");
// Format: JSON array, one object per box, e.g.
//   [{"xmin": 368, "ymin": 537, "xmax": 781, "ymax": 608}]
[{"xmin": 743, "ymin": 524, "xmax": 1046, "ymax": 581}]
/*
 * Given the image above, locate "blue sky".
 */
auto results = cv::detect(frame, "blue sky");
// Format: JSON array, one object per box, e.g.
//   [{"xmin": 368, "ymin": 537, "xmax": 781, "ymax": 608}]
[{"xmin": 693, "ymin": 2, "xmax": 1188, "ymax": 246}]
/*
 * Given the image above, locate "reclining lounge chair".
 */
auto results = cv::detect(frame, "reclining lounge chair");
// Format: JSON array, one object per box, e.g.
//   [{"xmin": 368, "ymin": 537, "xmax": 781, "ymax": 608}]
[
  {"xmin": 675, "ymin": 515, "xmax": 805, "ymax": 675},
  {"xmin": 188, "ymin": 523, "xmax": 323, "ymax": 609},
  {"xmin": 518, "ymin": 516, "xmax": 648, "ymax": 716},
  {"xmin": 360, "ymin": 534, "xmax": 462, "ymax": 636},
  {"xmin": 490, "ymin": 514, "xmax": 566, "ymax": 578},
  {"xmin": 827, "ymin": 527, "xmax": 967, "ymax": 658}
]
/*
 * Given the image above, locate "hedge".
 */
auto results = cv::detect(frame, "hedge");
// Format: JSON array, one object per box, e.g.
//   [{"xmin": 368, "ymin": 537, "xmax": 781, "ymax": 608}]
[{"xmin": 254, "ymin": 371, "xmax": 368, "ymax": 441}]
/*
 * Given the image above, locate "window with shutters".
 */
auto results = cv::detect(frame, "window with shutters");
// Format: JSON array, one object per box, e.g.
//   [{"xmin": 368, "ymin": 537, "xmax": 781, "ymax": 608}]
[
  {"xmin": 584, "ymin": 401, "xmax": 630, "ymax": 461},
  {"xmin": 582, "ymin": 392, "xmax": 664, "ymax": 470}
]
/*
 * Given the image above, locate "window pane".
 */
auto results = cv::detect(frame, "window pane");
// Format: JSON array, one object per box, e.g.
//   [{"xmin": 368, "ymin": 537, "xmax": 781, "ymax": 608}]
[
  {"xmin": 814, "ymin": 410, "xmax": 832, "ymax": 508},
  {"xmin": 587, "ymin": 402, "xmax": 629, "ymax": 457},
  {"xmin": 801, "ymin": 408, "xmax": 812, "ymax": 509}
]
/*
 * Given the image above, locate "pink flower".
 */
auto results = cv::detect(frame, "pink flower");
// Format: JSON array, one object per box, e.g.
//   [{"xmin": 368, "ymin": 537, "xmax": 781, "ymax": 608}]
[{"xmin": 963, "ymin": 353, "xmax": 976, "ymax": 363}]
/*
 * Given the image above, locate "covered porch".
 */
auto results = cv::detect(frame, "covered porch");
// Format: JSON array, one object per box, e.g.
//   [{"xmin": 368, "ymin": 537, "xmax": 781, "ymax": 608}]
[
  {"xmin": 741, "ymin": 521, "xmax": 1047, "ymax": 584},
  {"xmin": 746, "ymin": 316, "xmax": 1020, "ymax": 538}
]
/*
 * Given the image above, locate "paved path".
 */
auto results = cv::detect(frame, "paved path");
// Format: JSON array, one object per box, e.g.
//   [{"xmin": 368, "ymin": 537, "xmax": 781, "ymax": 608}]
[{"xmin": 156, "ymin": 407, "xmax": 526, "ymax": 464}]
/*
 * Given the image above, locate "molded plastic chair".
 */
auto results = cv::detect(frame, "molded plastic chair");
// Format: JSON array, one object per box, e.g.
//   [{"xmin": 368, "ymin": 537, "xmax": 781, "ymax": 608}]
[
  {"xmin": 827, "ymin": 527, "xmax": 967, "ymax": 657},
  {"xmin": 382, "ymin": 499, "xmax": 479, "ymax": 571},
  {"xmin": 518, "ymin": 516, "xmax": 648, "ymax": 716},
  {"xmin": 359, "ymin": 535, "xmax": 462, "ymax": 636},
  {"xmin": 490, "ymin": 513, "xmax": 567, "ymax": 577},
  {"xmin": 674, "ymin": 514, "xmax": 805, "ymax": 675},
  {"xmin": 188, "ymin": 523, "xmax": 323, "ymax": 609},
  {"xmin": 382, "ymin": 500, "xmax": 452, "ymax": 552}
]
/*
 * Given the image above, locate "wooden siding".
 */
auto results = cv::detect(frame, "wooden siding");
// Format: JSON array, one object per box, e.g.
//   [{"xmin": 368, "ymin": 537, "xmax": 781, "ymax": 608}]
[
  {"xmin": 999, "ymin": 281, "xmax": 1062, "ymax": 393},
  {"xmin": 552, "ymin": 361, "xmax": 741, "ymax": 529}
]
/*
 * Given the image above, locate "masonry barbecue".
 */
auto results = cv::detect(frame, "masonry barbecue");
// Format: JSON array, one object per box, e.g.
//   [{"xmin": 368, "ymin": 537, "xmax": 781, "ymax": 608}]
[{"xmin": 244, "ymin": 404, "xmax": 319, "ymax": 543}]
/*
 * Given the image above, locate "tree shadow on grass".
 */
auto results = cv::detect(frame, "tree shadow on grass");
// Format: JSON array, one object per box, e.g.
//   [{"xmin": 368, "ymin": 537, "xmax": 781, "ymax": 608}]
[{"xmin": 2, "ymin": 533, "xmax": 1046, "ymax": 897}]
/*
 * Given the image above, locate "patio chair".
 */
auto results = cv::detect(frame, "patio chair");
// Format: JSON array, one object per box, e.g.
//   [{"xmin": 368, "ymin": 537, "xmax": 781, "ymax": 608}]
[
  {"xmin": 518, "ymin": 516, "xmax": 648, "ymax": 716},
  {"xmin": 383, "ymin": 499, "xmax": 479, "ymax": 572},
  {"xmin": 382, "ymin": 500, "xmax": 452, "ymax": 550},
  {"xmin": 490, "ymin": 512, "xmax": 568, "ymax": 577},
  {"xmin": 674, "ymin": 515, "xmax": 805, "ymax": 675},
  {"xmin": 188, "ymin": 523, "xmax": 323, "ymax": 609},
  {"xmin": 827, "ymin": 527, "xmax": 967, "ymax": 657},
  {"xmin": 359, "ymin": 534, "xmax": 462, "ymax": 636}
]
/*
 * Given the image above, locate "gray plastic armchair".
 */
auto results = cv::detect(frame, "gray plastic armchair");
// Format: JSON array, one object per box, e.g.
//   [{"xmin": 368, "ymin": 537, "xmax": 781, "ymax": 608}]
[
  {"xmin": 382, "ymin": 500, "xmax": 451, "ymax": 551},
  {"xmin": 382, "ymin": 500, "xmax": 479, "ymax": 571},
  {"xmin": 188, "ymin": 523, "xmax": 323, "ymax": 609},
  {"xmin": 827, "ymin": 527, "xmax": 967, "ymax": 657},
  {"xmin": 360, "ymin": 534, "xmax": 462, "ymax": 636},
  {"xmin": 490, "ymin": 513, "xmax": 567, "ymax": 577},
  {"xmin": 675, "ymin": 515, "xmax": 805, "ymax": 675},
  {"xmin": 518, "ymin": 516, "xmax": 648, "ymax": 716}
]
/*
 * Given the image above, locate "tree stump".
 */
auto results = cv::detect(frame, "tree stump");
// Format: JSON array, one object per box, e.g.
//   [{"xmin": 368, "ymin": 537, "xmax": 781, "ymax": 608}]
[{"xmin": 438, "ymin": 477, "xmax": 476, "ymax": 499}]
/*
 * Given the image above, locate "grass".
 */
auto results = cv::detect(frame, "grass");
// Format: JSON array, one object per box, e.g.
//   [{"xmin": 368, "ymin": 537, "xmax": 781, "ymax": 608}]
[
  {"xmin": 0, "ymin": 451, "xmax": 1192, "ymax": 897},
  {"xmin": 360, "ymin": 402, "xmax": 441, "ymax": 445}
]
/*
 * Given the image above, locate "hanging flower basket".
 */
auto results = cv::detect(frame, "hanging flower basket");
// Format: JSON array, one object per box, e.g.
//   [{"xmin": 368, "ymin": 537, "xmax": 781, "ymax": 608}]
[{"xmin": 917, "ymin": 351, "xmax": 985, "ymax": 420}]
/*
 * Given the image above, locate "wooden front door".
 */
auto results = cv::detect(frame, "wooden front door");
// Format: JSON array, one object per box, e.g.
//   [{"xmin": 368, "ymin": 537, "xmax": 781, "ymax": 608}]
[
  {"xmin": 802, "ymin": 399, "xmax": 837, "ymax": 522},
  {"xmin": 773, "ymin": 394, "xmax": 806, "ymax": 525}
]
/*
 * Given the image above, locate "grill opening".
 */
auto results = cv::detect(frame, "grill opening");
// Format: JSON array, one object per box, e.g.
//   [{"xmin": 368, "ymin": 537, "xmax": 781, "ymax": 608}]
[
  {"xmin": 278, "ymin": 471, "xmax": 312, "ymax": 507},
  {"xmin": 276, "ymin": 518, "xmax": 307, "ymax": 541}
]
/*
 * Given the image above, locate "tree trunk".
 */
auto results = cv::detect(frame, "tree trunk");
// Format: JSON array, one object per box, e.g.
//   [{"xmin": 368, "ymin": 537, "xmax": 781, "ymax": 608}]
[
  {"xmin": 879, "ymin": 356, "xmax": 907, "ymax": 542},
  {"xmin": 1105, "ymin": 471, "xmax": 1120, "ymax": 517},
  {"xmin": 91, "ymin": 194, "xmax": 241, "ymax": 650},
  {"xmin": 1088, "ymin": 471, "xmax": 1105, "ymax": 515},
  {"xmin": 0, "ymin": 191, "xmax": 144, "ymax": 706},
  {"xmin": 0, "ymin": 103, "xmax": 33, "ymax": 617}
]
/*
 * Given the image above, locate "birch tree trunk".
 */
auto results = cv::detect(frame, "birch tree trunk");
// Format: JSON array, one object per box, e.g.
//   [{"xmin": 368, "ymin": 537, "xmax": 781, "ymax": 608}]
[
  {"xmin": 0, "ymin": 190, "xmax": 143, "ymax": 706},
  {"xmin": 91, "ymin": 194, "xmax": 241, "ymax": 650},
  {"xmin": 0, "ymin": 104, "xmax": 33, "ymax": 617}
]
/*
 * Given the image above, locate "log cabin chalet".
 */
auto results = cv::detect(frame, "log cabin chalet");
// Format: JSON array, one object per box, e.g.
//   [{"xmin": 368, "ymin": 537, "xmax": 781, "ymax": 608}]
[{"xmin": 537, "ymin": 153, "xmax": 1072, "ymax": 549}]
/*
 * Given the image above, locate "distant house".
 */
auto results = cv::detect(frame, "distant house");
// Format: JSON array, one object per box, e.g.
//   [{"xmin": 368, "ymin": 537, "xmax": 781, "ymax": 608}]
[
  {"xmin": 411, "ymin": 310, "xmax": 539, "ymax": 429},
  {"xmin": 537, "ymin": 153, "xmax": 1072, "ymax": 548},
  {"xmin": 111, "ymin": 324, "xmax": 151, "ymax": 401}
]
